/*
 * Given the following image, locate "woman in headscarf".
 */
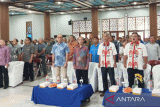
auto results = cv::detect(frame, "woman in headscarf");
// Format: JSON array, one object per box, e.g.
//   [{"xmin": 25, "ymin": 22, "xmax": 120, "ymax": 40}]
[{"xmin": 45, "ymin": 41, "xmax": 53, "ymax": 55}]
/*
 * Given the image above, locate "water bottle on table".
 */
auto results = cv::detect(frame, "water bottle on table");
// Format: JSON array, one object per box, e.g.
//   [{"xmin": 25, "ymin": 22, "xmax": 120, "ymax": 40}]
[
  {"xmin": 73, "ymin": 76, "xmax": 77, "ymax": 84},
  {"xmin": 132, "ymin": 75, "xmax": 138, "ymax": 88},
  {"xmin": 56, "ymin": 76, "xmax": 60, "ymax": 84},
  {"xmin": 149, "ymin": 80, "xmax": 153, "ymax": 91},
  {"xmin": 116, "ymin": 78, "xmax": 119, "ymax": 86},
  {"xmin": 46, "ymin": 75, "xmax": 50, "ymax": 82}
]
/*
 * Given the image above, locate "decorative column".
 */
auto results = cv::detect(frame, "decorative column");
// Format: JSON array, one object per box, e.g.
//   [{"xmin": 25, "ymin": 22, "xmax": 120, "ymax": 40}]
[
  {"xmin": 0, "ymin": 3, "xmax": 9, "ymax": 41},
  {"xmin": 149, "ymin": 3, "xmax": 157, "ymax": 40},
  {"xmin": 44, "ymin": 12, "xmax": 51, "ymax": 40},
  {"xmin": 91, "ymin": 8, "xmax": 98, "ymax": 37}
]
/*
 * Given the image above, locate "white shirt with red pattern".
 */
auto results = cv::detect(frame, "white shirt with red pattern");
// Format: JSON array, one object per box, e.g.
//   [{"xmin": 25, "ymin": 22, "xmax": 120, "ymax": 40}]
[
  {"xmin": 98, "ymin": 42, "xmax": 117, "ymax": 68},
  {"xmin": 124, "ymin": 42, "xmax": 148, "ymax": 70}
]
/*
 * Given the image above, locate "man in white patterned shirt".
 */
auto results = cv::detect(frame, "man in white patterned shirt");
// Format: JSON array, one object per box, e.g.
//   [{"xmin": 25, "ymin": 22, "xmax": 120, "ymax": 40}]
[
  {"xmin": 123, "ymin": 32, "xmax": 148, "ymax": 88},
  {"xmin": 98, "ymin": 33, "xmax": 117, "ymax": 96}
]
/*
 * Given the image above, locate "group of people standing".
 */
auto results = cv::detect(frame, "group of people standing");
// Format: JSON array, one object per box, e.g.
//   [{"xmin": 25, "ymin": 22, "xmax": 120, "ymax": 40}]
[{"xmin": 0, "ymin": 32, "xmax": 159, "ymax": 94}]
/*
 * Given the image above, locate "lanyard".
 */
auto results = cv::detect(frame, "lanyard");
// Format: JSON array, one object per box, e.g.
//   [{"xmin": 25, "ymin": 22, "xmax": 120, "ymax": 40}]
[
  {"xmin": 104, "ymin": 43, "xmax": 110, "ymax": 68},
  {"xmin": 131, "ymin": 41, "xmax": 139, "ymax": 69},
  {"xmin": 105, "ymin": 48, "xmax": 107, "ymax": 68},
  {"xmin": 132, "ymin": 45, "xmax": 136, "ymax": 69}
]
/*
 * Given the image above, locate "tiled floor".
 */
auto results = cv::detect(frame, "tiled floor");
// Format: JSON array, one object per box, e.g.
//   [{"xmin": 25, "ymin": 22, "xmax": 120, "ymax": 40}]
[{"xmin": 0, "ymin": 76, "xmax": 104, "ymax": 107}]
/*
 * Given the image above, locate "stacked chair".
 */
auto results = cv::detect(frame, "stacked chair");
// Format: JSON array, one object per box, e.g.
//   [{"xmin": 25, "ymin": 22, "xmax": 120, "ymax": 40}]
[{"xmin": 8, "ymin": 61, "xmax": 24, "ymax": 87}]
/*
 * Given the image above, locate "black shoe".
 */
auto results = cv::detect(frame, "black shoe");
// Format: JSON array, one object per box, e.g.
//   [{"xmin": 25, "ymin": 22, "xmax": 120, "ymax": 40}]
[
  {"xmin": 43, "ymin": 74, "xmax": 48, "ymax": 77},
  {"xmin": 37, "ymin": 74, "xmax": 41, "ymax": 77},
  {"xmin": 100, "ymin": 93, "xmax": 105, "ymax": 97},
  {"xmin": 3, "ymin": 86, "xmax": 8, "ymax": 89},
  {"xmin": 23, "ymin": 79, "xmax": 29, "ymax": 81},
  {"xmin": 30, "ymin": 80, "xmax": 34, "ymax": 82}
]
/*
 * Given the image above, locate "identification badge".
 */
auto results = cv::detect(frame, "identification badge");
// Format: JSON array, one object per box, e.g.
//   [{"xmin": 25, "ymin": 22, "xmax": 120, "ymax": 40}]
[{"xmin": 134, "ymin": 53, "xmax": 137, "ymax": 58}]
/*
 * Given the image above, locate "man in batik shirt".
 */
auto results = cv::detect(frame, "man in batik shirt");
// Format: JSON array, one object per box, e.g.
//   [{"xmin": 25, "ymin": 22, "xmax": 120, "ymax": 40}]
[
  {"xmin": 0, "ymin": 39, "xmax": 10, "ymax": 89},
  {"xmin": 124, "ymin": 32, "xmax": 148, "ymax": 88},
  {"xmin": 73, "ymin": 36, "xmax": 89, "ymax": 84},
  {"xmin": 52, "ymin": 34, "xmax": 70, "ymax": 82}
]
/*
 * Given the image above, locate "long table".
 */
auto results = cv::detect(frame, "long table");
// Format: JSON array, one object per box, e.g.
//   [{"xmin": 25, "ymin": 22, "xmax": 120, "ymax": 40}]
[
  {"xmin": 31, "ymin": 84, "xmax": 93, "ymax": 107},
  {"xmin": 103, "ymin": 87, "xmax": 160, "ymax": 107}
]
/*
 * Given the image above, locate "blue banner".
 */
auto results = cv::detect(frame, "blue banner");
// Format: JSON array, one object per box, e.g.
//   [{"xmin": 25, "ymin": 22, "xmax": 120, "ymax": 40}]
[{"xmin": 103, "ymin": 87, "xmax": 160, "ymax": 107}]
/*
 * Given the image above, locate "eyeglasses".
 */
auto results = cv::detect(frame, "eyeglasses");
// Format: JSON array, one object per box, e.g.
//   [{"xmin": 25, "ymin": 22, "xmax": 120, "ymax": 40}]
[{"xmin": 132, "ymin": 36, "xmax": 138, "ymax": 38}]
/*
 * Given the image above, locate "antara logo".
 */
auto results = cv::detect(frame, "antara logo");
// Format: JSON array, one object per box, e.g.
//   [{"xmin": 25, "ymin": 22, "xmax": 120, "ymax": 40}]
[
  {"xmin": 106, "ymin": 95, "xmax": 145, "ymax": 104},
  {"xmin": 116, "ymin": 97, "xmax": 145, "ymax": 102}
]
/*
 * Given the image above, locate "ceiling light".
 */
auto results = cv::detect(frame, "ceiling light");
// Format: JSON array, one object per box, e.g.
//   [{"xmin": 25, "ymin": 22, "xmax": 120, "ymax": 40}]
[
  {"xmin": 60, "ymin": 12, "xmax": 65, "ymax": 14},
  {"xmin": 134, "ymin": 2, "xmax": 137, "ymax": 5},
  {"xmin": 130, "ymin": 1, "xmax": 141, "ymax": 5},
  {"xmin": 55, "ymin": 1, "xmax": 64, "ymax": 5},
  {"xmin": 28, "ymin": 10, "xmax": 32, "ymax": 13},
  {"xmin": 25, "ymin": 4, "xmax": 34, "ymax": 8},
  {"xmin": 99, "ymin": 5, "xmax": 107, "ymax": 8},
  {"xmin": 72, "ymin": 7, "xmax": 81, "ymax": 10},
  {"xmin": 44, "ymin": 10, "xmax": 54, "ymax": 12}
]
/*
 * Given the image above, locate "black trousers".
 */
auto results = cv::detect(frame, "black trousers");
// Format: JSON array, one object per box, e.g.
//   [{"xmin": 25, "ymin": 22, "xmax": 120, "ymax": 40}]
[
  {"xmin": 37, "ymin": 56, "xmax": 47, "ymax": 75},
  {"xmin": 24, "ymin": 62, "xmax": 34, "ymax": 81},
  {"xmin": 101, "ymin": 67, "xmax": 116, "ymax": 93},
  {"xmin": 76, "ymin": 69, "xmax": 88, "ymax": 84},
  {"xmin": 40, "ymin": 56, "xmax": 47, "ymax": 75},
  {"xmin": 127, "ymin": 68, "xmax": 144, "ymax": 88},
  {"xmin": 0, "ymin": 66, "xmax": 9, "ymax": 87}
]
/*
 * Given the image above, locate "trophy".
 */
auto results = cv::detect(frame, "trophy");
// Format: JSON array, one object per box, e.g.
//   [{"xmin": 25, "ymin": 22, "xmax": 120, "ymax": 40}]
[{"xmin": 79, "ymin": 77, "xmax": 83, "ymax": 87}]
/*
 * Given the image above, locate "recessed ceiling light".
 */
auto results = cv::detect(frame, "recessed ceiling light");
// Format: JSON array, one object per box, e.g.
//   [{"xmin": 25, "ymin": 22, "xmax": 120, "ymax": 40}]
[
  {"xmin": 28, "ymin": 10, "xmax": 32, "ymax": 13},
  {"xmin": 60, "ymin": 12, "xmax": 65, "ymax": 14},
  {"xmin": 130, "ymin": 1, "xmax": 141, "ymax": 5},
  {"xmin": 72, "ymin": 7, "xmax": 81, "ymax": 10},
  {"xmin": 55, "ymin": 1, "xmax": 64, "ymax": 5},
  {"xmin": 134, "ymin": 2, "xmax": 137, "ymax": 5},
  {"xmin": 99, "ymin": 5, "xmax": 107, "ymax": 8},
  {"xmin": 45, "ymin": 10, "xmax": 54, "ymax": 12},
  {"xmin": 25, "ymin": 4, "xmax": 34, "ymax": 8}
]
